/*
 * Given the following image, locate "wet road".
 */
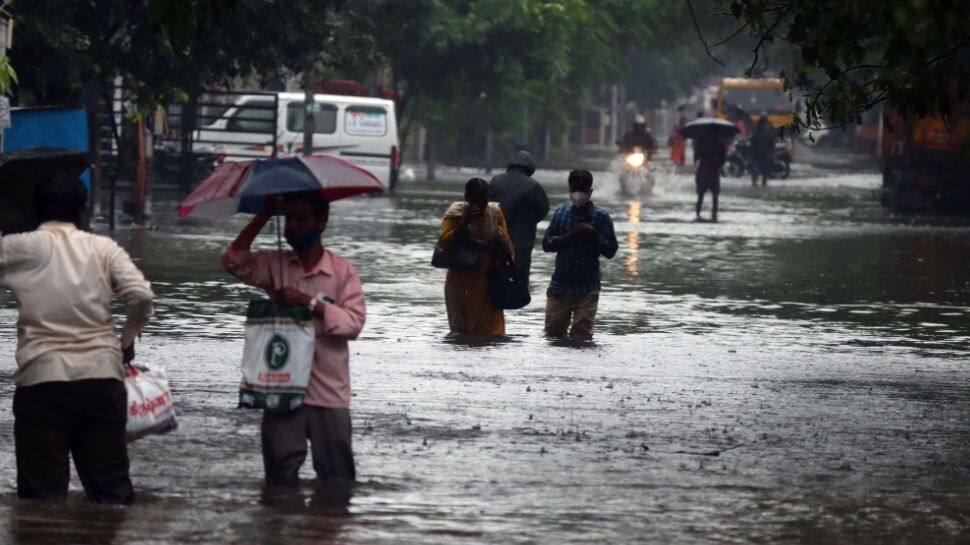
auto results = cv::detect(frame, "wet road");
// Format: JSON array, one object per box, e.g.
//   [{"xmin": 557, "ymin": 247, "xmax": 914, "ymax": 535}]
[{"xmin": 1, "ymin": 166, "xmax": 969, "ymax": 544}]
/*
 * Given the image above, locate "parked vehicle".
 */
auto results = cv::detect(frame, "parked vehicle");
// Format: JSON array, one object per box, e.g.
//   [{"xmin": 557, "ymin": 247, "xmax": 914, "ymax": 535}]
[
  {"xmin": 722, "ymin": 138, "xmax": 791, "ymax": 180},
  {"xmin": 194, "ymin": 92, "xmax": 399, "ymax": 186},
  {"xmin": 716, "ymin": 77, "xmax": 795, "ymax": 129},
  {"xmin": 882, "ymin": 106, "xmax": 970, "ymax": 212}
]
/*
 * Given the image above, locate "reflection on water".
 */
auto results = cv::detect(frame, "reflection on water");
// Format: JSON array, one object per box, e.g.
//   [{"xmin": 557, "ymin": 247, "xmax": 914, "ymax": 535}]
[
  {"xmin": 7, "ymin": 499, "xmax": 128, "ymax": 544},
  {"xmin": 1, "ymin": 171, "xmax": 970, "ymax": 544},
  {"xmin": 625, "ymin": 200, "xmax": 641, "ymax": 280}
]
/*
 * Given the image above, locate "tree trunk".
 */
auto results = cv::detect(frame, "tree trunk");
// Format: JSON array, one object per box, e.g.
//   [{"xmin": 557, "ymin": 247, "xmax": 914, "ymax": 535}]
[
  {"xmin": 181, "ymin": 93, "xmax": 198, "ymax": 193},
  {"xmin": 484, "ymin": 130, "xmax": 494, "ymax": 173},
  {"xmin": 426, "ymin": 123, "xmax": 437, "ymax": 181},
  {"xmin": 543, "ymin": 122, "xmax": 551, "ymax": 160}
]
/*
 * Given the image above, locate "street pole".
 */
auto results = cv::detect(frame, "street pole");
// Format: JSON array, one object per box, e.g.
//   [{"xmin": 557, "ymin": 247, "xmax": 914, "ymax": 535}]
[
  {"xmin": 303, "ymin": 67, "xmax": 315, "ymax": 156},
  {"xmin": 609, "ymin": 84, "xmax": 618, "ymax": 149},
  {"xmin": 91, "ymin": 113, "xmax": 103, "ymax": 218}
]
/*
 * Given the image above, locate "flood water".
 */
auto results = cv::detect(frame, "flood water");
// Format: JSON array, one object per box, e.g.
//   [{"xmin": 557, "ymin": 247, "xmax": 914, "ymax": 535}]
[{"xmin": 2, "ymin": 165, "xmax": 970, "ymax": 544}]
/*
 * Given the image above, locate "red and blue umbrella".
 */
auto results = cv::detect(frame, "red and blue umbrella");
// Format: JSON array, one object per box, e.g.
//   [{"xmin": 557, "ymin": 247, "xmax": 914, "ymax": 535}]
[{"xmin": 177, "ymin": 154, "xmax": 384, "ymax": 218}]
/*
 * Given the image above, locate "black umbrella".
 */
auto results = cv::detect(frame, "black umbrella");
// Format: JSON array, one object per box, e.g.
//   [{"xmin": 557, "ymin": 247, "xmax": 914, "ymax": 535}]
[
  {"xmin": 680, "ymin": 117, "xmax": 740, "ymax": 140},
  {"xmin": 0, "ymin": 147, "xmax": 89, "ymax": 234}
]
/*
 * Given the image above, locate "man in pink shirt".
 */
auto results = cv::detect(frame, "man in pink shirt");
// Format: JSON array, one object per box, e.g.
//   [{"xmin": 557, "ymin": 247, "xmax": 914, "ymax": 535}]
[{"xmin": 222, "ymin": 191, "xmax": 365, "ymax": 486}]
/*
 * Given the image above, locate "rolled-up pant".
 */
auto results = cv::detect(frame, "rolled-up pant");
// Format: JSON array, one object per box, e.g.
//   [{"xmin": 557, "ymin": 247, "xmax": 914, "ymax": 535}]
[
  {"xmin": 545, "ymin": 290, "xmax": 600, "ymax": 340},
  {"xmin": 261, "ymin": 405, "xmax": 355, "ymax": 486},
  {"xmin": 13, "ymin": 378, "xmax": 133, "ymax": 504}
]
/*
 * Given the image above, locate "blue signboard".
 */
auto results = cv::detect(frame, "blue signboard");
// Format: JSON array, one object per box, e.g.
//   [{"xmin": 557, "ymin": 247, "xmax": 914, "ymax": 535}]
[{"xmin": 3, "ymin": 106, "xmax": 91, "ymax": 191}]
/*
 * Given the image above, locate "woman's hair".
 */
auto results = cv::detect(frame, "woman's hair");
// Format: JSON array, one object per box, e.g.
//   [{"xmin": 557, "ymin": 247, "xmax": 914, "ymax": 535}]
[
  {"xmin": 283, "ymin": 190, "xmax": 330, "ymax": 218},
  {"xmin": 35, "ymin": 174, "xmax": 87, "ymax": 225},
  {"xmin": 464, "ymin": 177, "xmax": 489, "ymax": 200}
]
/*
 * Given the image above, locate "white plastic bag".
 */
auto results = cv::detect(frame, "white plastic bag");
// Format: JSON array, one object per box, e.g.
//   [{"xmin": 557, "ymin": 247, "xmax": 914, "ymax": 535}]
[
  {"xmin": 239, "ymin": 299, "xmax": 316, "ymax": 413},
  {"xmin": 125, "ymin": 362, "xmax": 178, "ymax": 442}
]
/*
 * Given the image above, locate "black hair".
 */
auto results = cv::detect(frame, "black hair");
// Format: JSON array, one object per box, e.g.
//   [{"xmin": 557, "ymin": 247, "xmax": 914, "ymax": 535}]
[
  {"xmin": 464, "ymin": 177, "xmax": 489, "ymax": 199},
  {"xmin": 35, "ymin": 174, "xmax": 87, "ymax": 225},
  {"xmin": 568, "ymin": 170, "xmax": 593, "ymax": 190},
  {"xmin": 283, "ymin": 190, "xmax": 330, "ymax": 218}
]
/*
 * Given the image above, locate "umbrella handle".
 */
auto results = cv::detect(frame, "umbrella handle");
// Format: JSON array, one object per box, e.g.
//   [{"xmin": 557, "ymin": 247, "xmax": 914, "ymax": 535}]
[{"xmin": 276, "ymin": 214, "xmax": 284, "ymax": 291}]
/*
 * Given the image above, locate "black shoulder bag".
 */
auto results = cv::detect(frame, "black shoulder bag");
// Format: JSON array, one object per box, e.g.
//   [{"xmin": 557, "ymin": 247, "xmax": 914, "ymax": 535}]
[
  {"xmin": 431, "ymin": 240, "xmax": 480, "ymax": 270},
  {"xmin": 487, "ymin": 263, "xmax": 531, "ymax": 309}
]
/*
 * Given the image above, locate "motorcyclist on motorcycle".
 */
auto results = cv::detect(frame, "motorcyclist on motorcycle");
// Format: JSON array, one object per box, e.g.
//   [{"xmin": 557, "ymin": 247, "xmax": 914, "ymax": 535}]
[
  {"xmin": 616, "ymin": 115, "xmax": 658, "ymax": 197},
  {"xmin": 618, "ymin": 115, "xmax": 658, "ymax": 157}
]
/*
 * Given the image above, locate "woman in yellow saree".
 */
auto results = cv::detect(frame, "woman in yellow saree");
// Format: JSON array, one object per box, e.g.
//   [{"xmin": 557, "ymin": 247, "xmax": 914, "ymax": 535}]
[{"xmin": 438, "ymin": 178, "xmax": 514, "ymax": 335}]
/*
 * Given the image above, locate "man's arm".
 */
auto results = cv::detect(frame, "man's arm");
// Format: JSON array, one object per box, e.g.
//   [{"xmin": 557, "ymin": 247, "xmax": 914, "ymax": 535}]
[
  {"xmin": 596, "ymin": 213, "xmax": 619, "ymax": 259},
  {"xmin": 0, "ymin": 237, "xmax": 11, "ymax": 289},
  {"xmin": 221, "ymin": 198, "xmax": 278, "ymax": 290},
  {"xmin": 314, "ymin": 264, "xmax": 366, "ymax": 340},
  {"xmin": 542, "ymin": 208, "xmax": 564, "ymax": 252},
  {"xmin": 108, "ymin": 242, "xmax": 155, "ymax": 351},
  {"xmin": 0, "ymin": 235, "xmax": 29, "ymax": 290}
]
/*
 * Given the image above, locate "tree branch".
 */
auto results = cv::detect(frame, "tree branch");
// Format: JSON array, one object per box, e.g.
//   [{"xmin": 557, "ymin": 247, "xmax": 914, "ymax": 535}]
[
  {"xmin": 748, "ymin": 2, "xmax": 792, "ymax": 74},
  {"xmin": 711, "ymin": 22, "xmax": 749, "ymax": 47},
  {"xmin": 685, "ymin": 0, "xmax": 724, "ymax": 66}
]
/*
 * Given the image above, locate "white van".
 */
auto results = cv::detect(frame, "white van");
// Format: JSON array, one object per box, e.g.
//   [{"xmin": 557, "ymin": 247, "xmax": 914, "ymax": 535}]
[{"xmin": 194, "ymin": 92, "xmax": 399, "ymax": 185}]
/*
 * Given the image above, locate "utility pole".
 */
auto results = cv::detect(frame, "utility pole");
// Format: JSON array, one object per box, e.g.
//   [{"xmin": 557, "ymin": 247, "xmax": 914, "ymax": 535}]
[
  {"xmin": 303, "ymin": 66, "xmax": 316, "ymax": 156},
  {"xmin": 609, "ymin": 84, "xmax": 619, "ymax": 149}
]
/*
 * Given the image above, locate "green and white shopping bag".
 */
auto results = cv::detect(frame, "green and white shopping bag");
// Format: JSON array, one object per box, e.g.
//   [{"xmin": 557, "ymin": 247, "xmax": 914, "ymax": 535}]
[{"xmin": 239, "ymin": 299, "xmax": 315, "ymax": 413}]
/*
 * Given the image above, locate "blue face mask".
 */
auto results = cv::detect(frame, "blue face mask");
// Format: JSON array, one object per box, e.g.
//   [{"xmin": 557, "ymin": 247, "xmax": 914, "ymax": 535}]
[{"xmin": 285, "ymin": 226, "xmax": 324, "ymax": 254}]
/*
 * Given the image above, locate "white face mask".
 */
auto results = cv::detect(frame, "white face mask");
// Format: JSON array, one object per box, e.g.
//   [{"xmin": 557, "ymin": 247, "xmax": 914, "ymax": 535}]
[{"xmin": 569, "ymin": 191, "xmax": 591, "ymax": 208}]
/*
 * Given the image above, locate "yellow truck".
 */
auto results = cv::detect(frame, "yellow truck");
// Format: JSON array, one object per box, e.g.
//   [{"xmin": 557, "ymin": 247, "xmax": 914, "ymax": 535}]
[{"xmin": 715, "ymin": 78, "xmax": 795, "ymax": 128}]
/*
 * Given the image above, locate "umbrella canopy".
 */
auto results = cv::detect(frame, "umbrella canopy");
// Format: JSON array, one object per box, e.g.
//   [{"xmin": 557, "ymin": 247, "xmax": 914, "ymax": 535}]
[
  {"xmin": 0, "ymin": 147, "xmax": 89, "ymax": 234},
  {"xmin": 680, "ymin": 117, "xmax": 740, "ymax": 140},
  {"xmin": 177, "ymin": 154, "xmax": 384, "ymax": 219}
]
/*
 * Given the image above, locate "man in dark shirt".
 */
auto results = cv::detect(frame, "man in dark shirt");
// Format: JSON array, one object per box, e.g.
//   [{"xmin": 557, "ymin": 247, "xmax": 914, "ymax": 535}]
[
  {"xmin": 541, "ymin": 170, "xmax": 618, "ymax": 340},
  {"xmin": 488, "ymin": 150, "xmax": 549, "ymax": 288},
  {"xmin": 749, "ymin": 114, "xmax": 776, "ymax": 186}
]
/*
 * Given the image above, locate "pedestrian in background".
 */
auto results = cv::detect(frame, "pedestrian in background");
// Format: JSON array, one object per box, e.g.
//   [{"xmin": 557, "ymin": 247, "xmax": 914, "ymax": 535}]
[
  {"xmin": 438, "ymin": 178, "xmax": 514, "ymax": 335},
  {"xmin": 488, "ymin": 150, "xmax": 549, "ymax": 290},
  {"xmin": 750, "ymin": 114, "xmax": 776, "ymax": 186},
  {"xmin": 1, "ymin": 175, "xmax": 154, "ymax": 504},
  {"xmin": 669, "ymin": 114, "xmax": 688, "ymax": 166},
  {"xmin": 541, "ymin": 170, "xmax": 618, "ymax": 341},
  {"xmin": 694, "ymin": 135, "xmax": 727, "ymax": 222}
]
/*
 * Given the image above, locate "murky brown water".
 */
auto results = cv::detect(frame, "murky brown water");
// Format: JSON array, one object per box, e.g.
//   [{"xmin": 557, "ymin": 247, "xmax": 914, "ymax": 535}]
[{"xmin": 2, "ymin": 165, "xmax": 970, "ymax": 544}]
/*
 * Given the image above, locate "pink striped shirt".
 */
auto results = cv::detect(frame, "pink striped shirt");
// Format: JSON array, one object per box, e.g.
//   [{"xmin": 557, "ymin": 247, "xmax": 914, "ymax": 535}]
[{"xmin": 222, "ymin": 247, "xmax": 366, "ymax": 408}]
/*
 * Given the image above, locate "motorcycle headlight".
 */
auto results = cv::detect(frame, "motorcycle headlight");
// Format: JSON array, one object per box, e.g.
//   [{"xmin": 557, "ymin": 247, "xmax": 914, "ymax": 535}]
[{"xmin": 625, "ymin": 152, "xmax": 645, "ymax": 168}]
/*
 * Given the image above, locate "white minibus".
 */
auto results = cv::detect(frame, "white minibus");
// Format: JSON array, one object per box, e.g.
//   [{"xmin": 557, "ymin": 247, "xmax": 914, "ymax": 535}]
[{"xmin": 194, "ymin": 92, "xmax": 399, "ymax": 185}]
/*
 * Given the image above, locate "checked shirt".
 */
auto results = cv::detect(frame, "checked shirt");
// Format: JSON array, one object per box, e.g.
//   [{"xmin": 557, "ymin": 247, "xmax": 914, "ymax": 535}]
[{"xmin": 542, "ymin": 202, "xmax": 619, "ymax": 299}]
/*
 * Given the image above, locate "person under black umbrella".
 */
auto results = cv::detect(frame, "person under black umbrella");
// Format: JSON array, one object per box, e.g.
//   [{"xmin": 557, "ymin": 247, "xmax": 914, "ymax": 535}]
[
  {"xmin": 694, "ymin": 135, "xmax": 728, "ymax": 222},
  {"xmin": 680, "ymin": 118, "xmax": 738, "ymax": 222}
]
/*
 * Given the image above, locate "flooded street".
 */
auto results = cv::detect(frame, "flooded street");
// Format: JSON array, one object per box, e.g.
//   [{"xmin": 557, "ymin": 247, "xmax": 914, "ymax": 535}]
[{"xmin": 2, "ymin": 166, "xmax": 969, "ymax": 544}]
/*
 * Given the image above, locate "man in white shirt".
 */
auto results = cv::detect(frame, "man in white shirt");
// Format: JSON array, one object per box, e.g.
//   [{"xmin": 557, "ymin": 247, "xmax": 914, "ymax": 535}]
[{"xmin": 0, "ymin": 175, "xmax": 154, "ymax": 503}]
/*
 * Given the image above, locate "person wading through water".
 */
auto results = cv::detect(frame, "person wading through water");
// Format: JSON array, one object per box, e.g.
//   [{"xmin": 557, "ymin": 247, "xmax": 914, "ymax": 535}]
[
  {"xmin": 694, "ymin": 135, "xmax": 728, "ymax": 222},
  {"xmin": 222, "ymin": 190, "xmax": 365, "ymax": 487},
  {"xmin": 438, "ymin": 178, "xmax": 514, "ymax": 336},
  {"xmin": 1, "ymin": 175, "xmax": 154, "ymax": 504},
  {"xmin": 488, "ymin": 149, "xmax": 549, "ymax": 292},
  {"xmin": 542, "ymin": 170, "xmax": 618, "ymax": 341}
]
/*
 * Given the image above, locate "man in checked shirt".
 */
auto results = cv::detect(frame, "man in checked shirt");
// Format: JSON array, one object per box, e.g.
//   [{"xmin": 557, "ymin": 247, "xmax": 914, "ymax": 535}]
[{"xmin": 541, "ymin": 170, "xmax": 619, "ymax": 341}]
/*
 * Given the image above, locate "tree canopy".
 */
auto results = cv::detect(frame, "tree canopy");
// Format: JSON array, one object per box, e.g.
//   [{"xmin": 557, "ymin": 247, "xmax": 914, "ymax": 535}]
[
  {"xmin": 694, "ymin": 0, "xmax": 970, "ymax": 129},
  {"xmin": 9, "ymin": 0, "xmax": 373, "ymax": 109}
]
